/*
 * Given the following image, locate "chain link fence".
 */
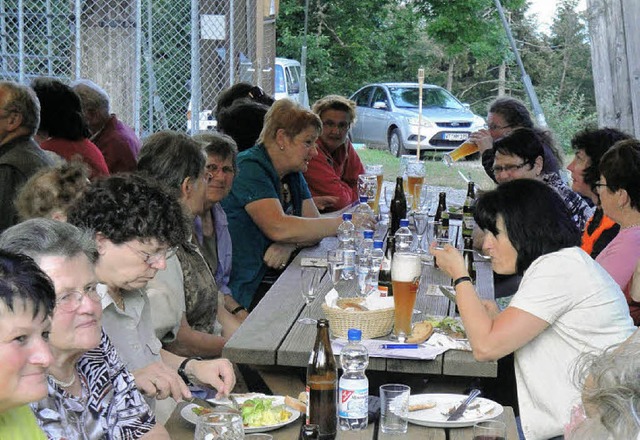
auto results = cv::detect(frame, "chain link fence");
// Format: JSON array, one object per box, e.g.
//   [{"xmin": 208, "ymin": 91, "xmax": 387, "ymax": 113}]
[{"xmin": 0, "ymin": 0, "xmax": 277, "ymax": 137}]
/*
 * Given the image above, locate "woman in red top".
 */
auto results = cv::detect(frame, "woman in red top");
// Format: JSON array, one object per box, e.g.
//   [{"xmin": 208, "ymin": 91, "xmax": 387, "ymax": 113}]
[{"xmin": 31, "ymin": 78, "xmax": 109, "ymax": 179}]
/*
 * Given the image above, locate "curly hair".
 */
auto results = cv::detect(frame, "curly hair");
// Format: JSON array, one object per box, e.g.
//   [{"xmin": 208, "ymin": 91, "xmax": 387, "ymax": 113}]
[
  {"xmin": 0, "ymin": 250, "xmax": 55, "ymax": 319},
  {"xmin": 31, "ymin": 77, "xmax": 89, "ymax": 140},
  {"xmin": 599, "ymin": 139, "xmax": 640, "ymax": 212},
  {"xmin": 67, "ymin": 174, "xmax": 189, "ymax": 246},
  {"xmin": 571, "ymin": 127, "xmax": 632, "ymax": 192},
  {"xmin": 15, "ymin": 160, "xmax": 90, "ymax": 221},
  {"xmin": 312, "ymin": 94, "xmax": 357, "ymax": 124}
]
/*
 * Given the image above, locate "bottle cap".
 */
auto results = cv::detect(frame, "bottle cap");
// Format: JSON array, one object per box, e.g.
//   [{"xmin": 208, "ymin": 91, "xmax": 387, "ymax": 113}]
[
  {"xmin": 363, "ymin": 230, "xmax": 374, "ymax": 239},
  {"xmin": 347, "ymin": 328, "xmax": 362, "ymax": 341},
  {"xmin": 400, "ymin": 219, "xmax": 409, "ymax": 227},
  {"xmin": 342, "ymin": 213, "xmax": 352, "ymax": 221},
  {"xmin": 359, "ymin": 196, "xmax": 368, "ymax": 203},
  {"xmin": 373, "ymin": 240, "xmax": 383, "ymax": 249}
]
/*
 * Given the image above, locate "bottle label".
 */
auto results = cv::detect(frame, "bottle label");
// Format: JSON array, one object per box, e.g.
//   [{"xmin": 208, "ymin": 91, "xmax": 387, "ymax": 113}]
[
  {"xmin": 305, "ymin": 385, "xmax": 310, "ymax": 425},
  {"xmin": 338, "ymin": 385, "xmax": 368, "ymax": 418}
]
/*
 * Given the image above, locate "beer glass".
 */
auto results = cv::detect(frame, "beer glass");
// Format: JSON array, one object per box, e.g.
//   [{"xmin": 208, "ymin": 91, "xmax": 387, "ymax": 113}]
[
  {"xmin": 442, "ymin": 140, "xmax": 479, "ymax": 166},
  {"xmin": 391, "ymin": 252, "xmax": 422, "ymax": 342},
  {"xmin": 406, "ymin": 161, "xmax": 425, "ymax": 208},
  {"xmin": 357, "ymin": 174, "xmax": 378, "ymax": 211},
  {"xmin": 365, "ymin": 164, "xmax": 384, "ymax": 213},
  {"xmin": 195, "ymin": 410, "xmax": 244, "ymax": 440}
]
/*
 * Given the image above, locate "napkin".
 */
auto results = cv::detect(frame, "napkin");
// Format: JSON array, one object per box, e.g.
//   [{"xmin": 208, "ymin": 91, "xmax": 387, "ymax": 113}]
[{"xmin": 324, "ymin": 288, "xmax": 395, "ymax": 310}]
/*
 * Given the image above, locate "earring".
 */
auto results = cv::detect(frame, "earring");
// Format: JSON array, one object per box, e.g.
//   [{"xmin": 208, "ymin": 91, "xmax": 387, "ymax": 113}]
[{"xmin": 279, "ymin": 145, "xmax": 285, "ymax": 151}]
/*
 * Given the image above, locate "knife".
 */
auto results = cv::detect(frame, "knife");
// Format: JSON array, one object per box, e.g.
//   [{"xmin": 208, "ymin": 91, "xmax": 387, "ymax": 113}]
[
  {"xmin": 184, "ymin": 396, "xmax": 240, "ymax": 414},
  {"xmin": 439, "ymin": 285, "xmax": 457, "ymax": 302},
  {"xmin": 446, "ymin": 389, "xmax": 481, "ymax": 421}
]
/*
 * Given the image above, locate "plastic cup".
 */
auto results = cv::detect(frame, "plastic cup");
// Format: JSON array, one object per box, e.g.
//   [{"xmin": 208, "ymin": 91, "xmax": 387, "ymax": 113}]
[
  {"xmin": 379, "ymin": 384, "xmax": 410, "ymax": 434},
  {"xmin": 473, "ymin": 420, "xmax": 507, "ymax": 440}
]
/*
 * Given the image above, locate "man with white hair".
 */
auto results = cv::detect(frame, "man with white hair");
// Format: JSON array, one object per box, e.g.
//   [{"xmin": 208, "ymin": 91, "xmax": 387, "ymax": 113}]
[{"xmin": 72, "ymin": 79, "xmax": 141, "ymax": 172}]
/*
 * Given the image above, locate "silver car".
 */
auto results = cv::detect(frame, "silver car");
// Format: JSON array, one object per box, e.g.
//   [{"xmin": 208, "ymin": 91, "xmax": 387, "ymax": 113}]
[{"xmin": 349, "ymin": 82, "xmax": 486, "ymax": 156}]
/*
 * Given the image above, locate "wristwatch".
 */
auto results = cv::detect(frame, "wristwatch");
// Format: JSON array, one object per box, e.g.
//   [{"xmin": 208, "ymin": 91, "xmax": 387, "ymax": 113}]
[{"xmin": 177, "ymin": 356, "xmax": 202, "ymax": 385}]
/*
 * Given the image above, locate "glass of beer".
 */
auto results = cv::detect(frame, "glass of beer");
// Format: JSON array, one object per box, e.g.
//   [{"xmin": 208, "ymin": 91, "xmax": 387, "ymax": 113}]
[
  {"xmin": 442, "ymin": 140, "xmax": 479, "ymax": 166},
  {"xmin": 358, "ymin": 174, "xmax": 378, "ymax": 211},
  {"xmin": 391, "ymin": 252, "xmax": 422, "ymax": 342},
  {"xmin": 365, "ymin": 164, "xmax": 384, "ymax": 214},
  {"xmin": 406, "ymin": 161, "xmax": 425, "ymax": 209}
]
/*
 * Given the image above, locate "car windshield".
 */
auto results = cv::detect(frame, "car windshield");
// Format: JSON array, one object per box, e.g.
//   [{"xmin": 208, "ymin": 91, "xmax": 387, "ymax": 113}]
[{"xmin": 388, "ymin": 86, "xmax": 464, "ymax": 110}]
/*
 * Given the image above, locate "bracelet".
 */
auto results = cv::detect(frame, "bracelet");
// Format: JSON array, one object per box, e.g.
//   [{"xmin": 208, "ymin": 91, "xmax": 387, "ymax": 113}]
[
  {"xmin": 230, "ymin": 306, "xmax": 246, "ymax": 315},
  {"xmin": 453, "ymin": 276, "xmax": 472, "ymax": 287},
  {"xmin": 178, "ymin": 356, "xmax": 202, "ymax": 385}
]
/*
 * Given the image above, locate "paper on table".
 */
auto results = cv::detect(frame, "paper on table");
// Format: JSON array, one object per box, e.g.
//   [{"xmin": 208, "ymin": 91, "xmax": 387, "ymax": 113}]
[
  {"xmin": 324, "ymin": 288, "xmax": 395, "ymax": 310},
  {"xmin": 331, "ymin": 333, "xmax": 470, "ymax": 360}
]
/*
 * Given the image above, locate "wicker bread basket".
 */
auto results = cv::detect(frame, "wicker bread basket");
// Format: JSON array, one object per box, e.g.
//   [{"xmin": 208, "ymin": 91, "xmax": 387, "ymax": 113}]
[{"xmin": 321, "ymin": 298, "xmax": 394, "ymax": 339}]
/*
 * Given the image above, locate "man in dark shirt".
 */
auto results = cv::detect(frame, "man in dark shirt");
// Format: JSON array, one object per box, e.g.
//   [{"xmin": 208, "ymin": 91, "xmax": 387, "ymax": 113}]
[{"xmin": 0, "ymin": 81, "xmax": 54, "ymax": 232}]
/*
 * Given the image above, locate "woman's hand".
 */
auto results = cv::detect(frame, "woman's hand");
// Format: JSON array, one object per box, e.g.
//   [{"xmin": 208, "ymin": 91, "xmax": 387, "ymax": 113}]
[
  {"xmin": 312, "ymin": 195, "xmax": 339, "ymax": 211},
  {"xmin": 351, "ymin": 211, "xmax": 377, "ymax": 231},
  {"xmin": 430, "ymin": 243, "xmax": 468, "ymax": 280},
  {"xmin": 133, "ymin": 361, "xmax": 190, "ymax": 401},
  {"xmin": 263, "ymin": 242, "xmax": 296, "ymax": 269},
  {"xmin": 468, "ymin": 129, "xmax": 493, "ymax": 153},
  {"xmin": 187, "ymin": 358, "xmax": 236, "ymax": 398}
]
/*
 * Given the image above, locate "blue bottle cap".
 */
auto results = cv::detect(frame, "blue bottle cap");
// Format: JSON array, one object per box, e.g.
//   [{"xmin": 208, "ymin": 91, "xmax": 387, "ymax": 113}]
[
  {"xmin": 400, "ymin": 219, "xmax": 409, "ymax": 227},
  {"xmin": 342, "ymin": 213, "xmax": 352, "ymax": 220},
  {"xmin": 373, "ymin": 240, "xmax": 383, "ymax": 249},
  {"xmin": 347, "ymin": 328, "xmax": 362, "ymax": 341},
  {"xmin": 359, "ymin": 196, "xmax": 368, "ymax": 203},
  {"xmin": 363, "ymin": 230, "xmax": 374, "ymax": 239}
]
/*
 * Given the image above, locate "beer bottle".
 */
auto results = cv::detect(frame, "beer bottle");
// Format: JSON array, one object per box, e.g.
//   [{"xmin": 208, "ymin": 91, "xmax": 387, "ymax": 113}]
[
  {"xmin": 390, "ymin": 177, "xmax": 407, "ymax": 236},
  {"xmin": 434, "ymin": 212, "xmax": 449, "ymax": 269},
  {"xmin": 463, "ymin": 236, "xmax": 476, "ymax": 283},
  {"xmin": 378, "ymin": 235, "xmax": 394, "ymax": 296},
  {"xmin": 462, "ymin": 182, "xmax": 475, "ymax": 239},
  {"xmin": 307, "ymin": 319, "xmax": 338, "ymax": 440},
  {"xmin": 434, "ymin": 192, "xmax": 447, "ymax": 223}
]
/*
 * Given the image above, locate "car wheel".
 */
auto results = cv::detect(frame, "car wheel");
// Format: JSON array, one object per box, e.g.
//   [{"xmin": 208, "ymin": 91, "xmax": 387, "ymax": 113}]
[{"xmin": 389, "ymin": 129, "xmax": 405, "ymax": 157}]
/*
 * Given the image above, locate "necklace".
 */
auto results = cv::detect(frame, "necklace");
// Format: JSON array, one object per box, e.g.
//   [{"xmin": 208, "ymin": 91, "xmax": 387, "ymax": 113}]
[{"xmin": 49, "ymin": 372, "xmax": 76, "ymax": 388}]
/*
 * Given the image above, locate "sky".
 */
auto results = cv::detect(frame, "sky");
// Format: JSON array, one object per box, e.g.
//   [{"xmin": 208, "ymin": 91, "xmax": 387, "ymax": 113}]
[{"xmin": 526, "ymin": 0, "xmax": 587, "ymax": 33}]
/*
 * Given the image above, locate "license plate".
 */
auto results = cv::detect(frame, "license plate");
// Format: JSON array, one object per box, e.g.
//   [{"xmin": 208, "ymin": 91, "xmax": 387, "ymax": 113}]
[{"xmin": 443, "ymin": 133, "xmax": 469, "ymax": 141}]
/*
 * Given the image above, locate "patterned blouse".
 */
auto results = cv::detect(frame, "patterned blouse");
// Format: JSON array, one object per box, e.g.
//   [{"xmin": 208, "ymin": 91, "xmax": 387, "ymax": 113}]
[{"xmin": 32, "ymin": 331, "xmax": 156, "ymax": 439}]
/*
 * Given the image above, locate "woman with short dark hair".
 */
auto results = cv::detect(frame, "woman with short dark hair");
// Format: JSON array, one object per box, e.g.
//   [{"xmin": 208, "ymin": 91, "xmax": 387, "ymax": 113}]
[{"xmin": 432, "ymin": 179, "xmax": 635, "ymax": 440}]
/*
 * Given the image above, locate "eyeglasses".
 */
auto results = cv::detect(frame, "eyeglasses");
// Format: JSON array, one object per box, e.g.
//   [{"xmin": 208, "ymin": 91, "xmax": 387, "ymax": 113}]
[
  {"xmin": 322, "ymin": 120, "xmax": 350, "ymax": 132},
  {"xmin": 56, "ymin": 283, "xmax": 103, "ymax": 312},
  {"xmin": 594, "ymin": 181, "xmax": 611, "ymax": 191},
  {"xmin": 206, "ymin": 163, "xmax": 235, "ymax": 176},
  {"xmin": 123, "ymin": 242, "xmax": 177, "ymax": 266},
  {"xmin": 488, "ymin": 123, "xmax": 512, "ymax": 131},
  {"xmin": 492, "ymin": 162, "xmax": 529, "ymax": 174}
]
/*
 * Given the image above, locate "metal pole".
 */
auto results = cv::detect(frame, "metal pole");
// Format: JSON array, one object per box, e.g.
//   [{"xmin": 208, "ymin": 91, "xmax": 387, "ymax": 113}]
[
  {"xmin": 134, "ymin": 0, "xmax": 142, "ymax": 136},
  {"xmin": 494, "ymin": 0, "xmax": 547, "ymax": 127},
  {"xmin": 17, "ymin": 0, "xmax": 23, "ymax": 83},
  {"xmin": 299, "ymin": 0, "xmax": 309, "ymax": 107},
  {"xmin": 45, "ymin": 0, "xmax": 52, "ymax": 76},
  {"xmin": 190, "ymin": 0, "xmax": 201, "ymax": 135},
  {"xmin": 146, "ymin": 0, "xmax": 153, "ymax": 133},
  {"xmin": 229, "ymin": 0, "xmax": 234, "ymax": 85},
  {"xmin": 1, "ymin": 0, "xmax": 7, "ymax": 76},
  {"xmin": 74, "ymin": 0, "xmax": 81, "ymax": 79}
]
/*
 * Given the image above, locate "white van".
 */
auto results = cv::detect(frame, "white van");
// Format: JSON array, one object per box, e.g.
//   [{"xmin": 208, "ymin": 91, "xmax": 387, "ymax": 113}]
[{"xmin": 274, "ymin": 57, "xmax": 309, "ymax": 108}]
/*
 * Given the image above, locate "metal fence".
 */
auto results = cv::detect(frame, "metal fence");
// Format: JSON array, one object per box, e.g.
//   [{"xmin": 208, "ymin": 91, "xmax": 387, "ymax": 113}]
[{"xmin": 0, "ymin": 0, "xmax": 276, "ymax": 137}]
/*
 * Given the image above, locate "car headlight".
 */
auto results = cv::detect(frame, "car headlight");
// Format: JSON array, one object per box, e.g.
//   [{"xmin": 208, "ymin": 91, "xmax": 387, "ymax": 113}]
[
  {"xmin": 408, "ymin": 117, "xmax": 435, "ymax": 128},
  {"xmin": 471, "ymin": 115, "xmax": 486, "ymax": 130}
]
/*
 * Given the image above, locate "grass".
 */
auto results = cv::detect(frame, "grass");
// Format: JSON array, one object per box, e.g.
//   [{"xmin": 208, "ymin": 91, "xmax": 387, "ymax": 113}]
[{"xmin": 356, "ymin": 147, "xmax": 495, "ymax": 191}]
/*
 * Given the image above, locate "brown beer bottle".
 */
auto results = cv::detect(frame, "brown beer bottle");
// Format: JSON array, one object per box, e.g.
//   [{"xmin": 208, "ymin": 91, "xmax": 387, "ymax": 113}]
[
  {"xmin": 434, "ymin": 192, "xmax": 447, "ymax": 223},
  {"xmin": 307, "ymin": 319, "xmax": 337, "ymax": 440},
  {"xmin": 463, "ymin": 236, "xmax": 476, "ymax": 283},
  {"xmin": 390, "ymin": 177, "xmax": 407, "ymax": 236},
  {"xmin": 378, "ymin": 235, "xmax": 394, "ymax": 297},
  {"xmin": 462, "ymin": 181, "xmax": 475, "ymax": 239}
]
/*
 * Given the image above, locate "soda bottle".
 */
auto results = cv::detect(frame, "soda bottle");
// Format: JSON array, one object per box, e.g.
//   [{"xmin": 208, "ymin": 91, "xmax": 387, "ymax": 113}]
[
  {"xmin": 394, "ymin": 219, "xmax": 413, "ymax": 253},
  {"xmin": 352, "ymin": 196, "xmax": 375, "ymax": 245},
  {"xmin": 338, "ymin": 328, "xmax": 369, "ymax": 431},
  {"xmin": 368, "ymin": 240, "xmax": 384, "ymax": 293},
  {"xmin": 462, "ymin": 181, "xmax": 475, "ymax": 239},
  {"xmin": 337, "ymin": 213, "xmax": 356, "ymax": 280},
  {"xmin": 434, "ymin": 192, "xmax": 447, "ymax": 223},
  {"xmin": 389, "ymin": 177, "xmax": 407, "ymax": 236},
  {"xmin": 378, "ymin": 236, "xmax": 394, "ymax": 297},
  {"xmin": 307, "ymin": 319, "xmax": 338, "ymax": 440}
]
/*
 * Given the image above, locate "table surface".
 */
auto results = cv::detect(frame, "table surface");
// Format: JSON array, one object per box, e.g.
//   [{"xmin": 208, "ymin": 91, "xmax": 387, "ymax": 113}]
[{"xmin": 223, "ymin": 233, "xmax": 497, "ymax": 378}]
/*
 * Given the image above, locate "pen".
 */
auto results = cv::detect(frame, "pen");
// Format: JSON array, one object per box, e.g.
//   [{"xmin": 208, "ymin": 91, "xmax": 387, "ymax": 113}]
[{"xmin": 381, "ymin": 344, "xmax": 419, "ymax": 349}]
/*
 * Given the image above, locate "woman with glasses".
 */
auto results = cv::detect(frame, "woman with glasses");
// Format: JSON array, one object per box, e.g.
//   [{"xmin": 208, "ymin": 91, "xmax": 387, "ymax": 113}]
[
  {"xmin": 469, "ymin": 97, "xmax": 562, "ymax": 182},
  {"xmin": 0, "ymin": 251, "xmax": 54, "ymax": 439},
  {"xmin": 432, "ymin": 179, "xmax": 635, "ymax": 440},
  {"xmin": 593, "ymin": 140, "xmax": 640, "ymax": 325},
  {"xmin": 0, "ymin": 219, "xmax": 170, "ymax": 438}
]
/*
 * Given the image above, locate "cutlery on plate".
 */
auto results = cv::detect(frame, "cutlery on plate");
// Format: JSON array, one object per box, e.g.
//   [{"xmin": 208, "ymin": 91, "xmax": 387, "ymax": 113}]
[
  {"xmin": 446, "ymin": 389, "xmax": 481, "ymax": 421},
  {"xmin": 439, "ymin": 285, "xmax": 457, "ymax": 302},
  {"xmin": 185, "ymin": 396, "xmax": 240, "ymax": 414}
]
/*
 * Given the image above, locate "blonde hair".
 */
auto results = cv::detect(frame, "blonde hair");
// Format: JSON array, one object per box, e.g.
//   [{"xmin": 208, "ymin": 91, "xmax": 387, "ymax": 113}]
[
  {"xmin": 312, "ymin": 94, "xmax": 357, "ymax": 123},
  {"xmin": 258, "ymin": 99, "xmax": 321, "ymax": 145}
]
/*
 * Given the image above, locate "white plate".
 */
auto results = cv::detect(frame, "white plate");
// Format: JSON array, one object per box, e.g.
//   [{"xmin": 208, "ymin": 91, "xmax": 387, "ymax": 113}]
[
  {"xmin": 406, "ymin": 393, "xmax": 503, "ymax": 428},
  {"xmin": 180, "ymin": 394, "xmax": 301, "ymax": 433}
]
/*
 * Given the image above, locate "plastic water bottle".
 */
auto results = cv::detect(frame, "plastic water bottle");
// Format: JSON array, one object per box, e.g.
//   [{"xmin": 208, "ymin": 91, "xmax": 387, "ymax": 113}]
[
  {"xmin": 338, "ymin": 328, "xmax": 369, "ymax": 431},
  {"xmin": 352, "ymin": 196, "xmax": 375, "ymax": 245},
  {"xmin": 368, "ymin": 240, "xmax": 384, "ymax": 292},
  {"xmin": 356, "ymin": 230, "xmax": 374, "ymax": 296},
  {"xmin": 395, "ymin": 218, "xmax": 413, "ymax": 253},
  {"xmin": 337, "ymin": 213, "xmax": 356, "ymax": 280}
]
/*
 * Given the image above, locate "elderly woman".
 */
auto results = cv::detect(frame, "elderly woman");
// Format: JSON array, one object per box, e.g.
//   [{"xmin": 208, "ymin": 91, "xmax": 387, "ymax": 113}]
[
  {"xmin": 469, "ymin": 97, "xmax": 562, "ymax": 182},
  {"xmin": 0, "ymin": 251, "xmax": 54, "ymax": 438},
  {"xmin": 222, "ymin": 99, "xmax": 370, "ymax": 310},
  {"xmin": 66, "ymin": 175, "xmax": 235, "ymax": 421},
  {"xmin": 14, "ymin": 160, "xmax": 90, "ymax": 222},
  {"xmin": 593, "ymin": 140, "xmax": 640, "ymax": 324},
  {"xmin": 567, "ymin": 128, "xmax": 630, "ymax": 258},
  {"xmin": 0, "ymin": 219, "xmax": 169, "ymax": 438},
  {"xmin": 432, "ymin": 179, "xmax": 635, "ymax": 440}
]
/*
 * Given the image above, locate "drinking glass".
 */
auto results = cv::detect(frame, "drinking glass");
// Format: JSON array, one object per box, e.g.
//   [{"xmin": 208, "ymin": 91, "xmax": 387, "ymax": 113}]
[
  {"xmin": 379, "ymin": 384, "xmax": 410, "ymax": 435},
  {"xmin": 442, "ymin": 140, "xmax": 479, "ymax": 166},
  {"xmin": 194, "ymin": 410, "xmax": 244, "ymax": 440},
  {"xmin": 473, "ymin": 420, "xmax": 507, "ymax": 440},
  {"xmin": 358, "ymin": 174, "xmax": 378, "ymax": 211},
  {"xmin": 299, "ymin": 267, "xmax": 322, "ymax": 324},
  {"xmin": 406, "ymin": 161, "xmax": 425, "ymax": 207},
  {"xmin": 412, "ymin": 183, "xmax": 424, "ymax": 211},
  {"xmin": 423, "ymin": 219, "xmax": 440, "ymax": 264},
  {"xmin": 412, "ymin": 211, "xmax": 429, "ymax": 255},
  {"xmin": 365, "ymin": 164, "xmax": 384, "ymax": 214},
  {"xmin": 391, "ymin": 252, "xmax": 422, "ymax": 342}
]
